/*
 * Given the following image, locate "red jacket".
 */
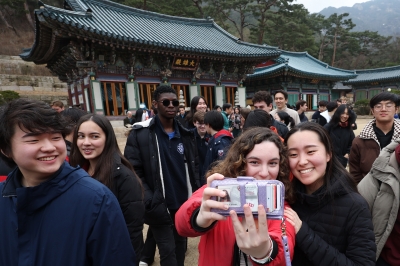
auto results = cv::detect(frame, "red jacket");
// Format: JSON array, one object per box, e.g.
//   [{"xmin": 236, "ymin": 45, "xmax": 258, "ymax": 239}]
[{"xmin": 176, "ymin": 185, "xmax": 295, "ymax": 266}]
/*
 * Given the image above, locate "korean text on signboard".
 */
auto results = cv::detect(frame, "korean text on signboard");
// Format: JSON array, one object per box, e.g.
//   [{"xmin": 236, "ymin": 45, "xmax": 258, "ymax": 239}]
[{"xmin": 172, "ymin": 57, "xmax": 198, "ymax": 70}]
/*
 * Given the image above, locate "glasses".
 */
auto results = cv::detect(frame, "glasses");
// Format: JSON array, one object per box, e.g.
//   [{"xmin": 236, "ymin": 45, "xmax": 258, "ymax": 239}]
[
  {"xmin": 158, "ymin": 99, "xmax": 180, "ymax": 107},
  {"xmin": 374, "ymin": 103, "xmax": 394, "ymax": 110}
]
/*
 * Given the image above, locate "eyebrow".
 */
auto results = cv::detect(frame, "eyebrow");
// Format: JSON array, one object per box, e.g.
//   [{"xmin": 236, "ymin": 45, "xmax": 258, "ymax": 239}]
[
  {"xmin": 22, "ymin": 131, "xmax": 60, "ymax": 138},
  {"xmin": 287, "ymin": 144, "xmax": 318, "ymax": 151},
  {"xmin": 77, "ymin": 131, "xmax": 101, "ymax": 135},
  {"xmin": 246, "ymin": 156, "xmax": 280, "ymax": 161}
]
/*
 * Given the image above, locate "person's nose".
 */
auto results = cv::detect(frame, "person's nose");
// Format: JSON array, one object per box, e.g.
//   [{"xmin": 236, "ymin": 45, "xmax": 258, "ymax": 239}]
[
  {"xmin": 40, "ymin": 139, "xmax": 56, "ymax": 152},
  {"xmin": 258, "ymin": 163, "xmax": 270, "ymax": 179},
  {"xmin": 82, "ymin": 137, "xmax": 91, "ymax": 145},
  {"xmin": 298, "ymin": 153, "xmax": 308, "ymax": 166}
]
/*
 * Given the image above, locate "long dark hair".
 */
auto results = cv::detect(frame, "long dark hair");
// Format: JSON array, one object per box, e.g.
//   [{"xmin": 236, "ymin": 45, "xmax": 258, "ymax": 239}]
[
  {"xmin": 284, "ymin": 122, "xmax": 357, "ymax": 197},
  {"xmin": 186, "ymin": 96, "xmax": 208, "ymax": 126},
  {"xmin": 134, "ymin": 108, "xmax": 144, "ymax": 123},
  {"xmin": 69, "ymin": 114, "xmax": 140, "ymax": 189},
  {"xmin": 208, "ymin": 127, "xmax": 295, "ymax": 204},
  {"xmin": 328, "ymin": 104, "xmax": 356, "ymax": 129},
  {"xmin": 276, "ymin": 111, "xmax": 295, "ymax": 128}
]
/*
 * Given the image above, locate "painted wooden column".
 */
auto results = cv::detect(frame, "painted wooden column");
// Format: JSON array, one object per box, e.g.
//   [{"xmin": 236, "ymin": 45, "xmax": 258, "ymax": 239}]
[
  {"xmin": 237, "ymin": 86, "xmax": 246, "ymax": 108},
  {"xmin": 90, "ymin": 79, "xmax": 104, "ymax": 115},
  {"xmin": 189, "ymin": 84, "xmax": 200, "ymax": 100},
  {"xmin": 126, "ymin": 80, "xmax": 139, "ymax": 111},
  {"xmin": 215, "ymin": 85, "xmax": 225, "ymax": 107}
]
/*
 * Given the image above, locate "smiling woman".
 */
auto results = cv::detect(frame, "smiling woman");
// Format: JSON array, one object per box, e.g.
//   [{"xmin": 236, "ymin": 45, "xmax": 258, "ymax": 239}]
[
  {"xmin": 69, "ymin": 114, "xmax": 145, "ymax": 265},
  {"xmin": 175, "ymin": 127, "xmax": 296, "ymax": 266},
  {"xmin": 283, "ymin": 122, "xmax": 376, "ymax": 265}
]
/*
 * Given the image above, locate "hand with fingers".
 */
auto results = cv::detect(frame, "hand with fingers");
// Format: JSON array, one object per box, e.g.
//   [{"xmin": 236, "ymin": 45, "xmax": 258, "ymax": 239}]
[
  {"xmin": 196, "ymin": 173, "xmax": 229, "ymax": 228},
  {"xmin": 284, "ymin": 207, "xmax": 302, "ymax": 233},
  {"xmin": 230, "ymin": 204, "xmax": 272, "ymax": 259}
]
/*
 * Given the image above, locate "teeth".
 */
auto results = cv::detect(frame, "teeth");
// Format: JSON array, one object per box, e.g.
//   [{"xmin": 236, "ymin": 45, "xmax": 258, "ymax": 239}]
[
  {"xmin": 39, "ymin": 156, "xmax": 55, "ymax": 161},
  {"xmin": 300, "ymin": 168, "xmax": 313, "ymax": 174}
]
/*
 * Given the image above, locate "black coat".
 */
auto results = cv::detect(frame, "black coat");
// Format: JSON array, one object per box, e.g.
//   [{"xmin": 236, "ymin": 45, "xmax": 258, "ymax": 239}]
[
  {"xmin": 291, "ymin": 177, "xmax": 376, "ymax": 266},
  {"xmin": 110, "ymin": 156, "xmax": 144, "ymax": 265},
  {"xmin": 271, "ymin": 115, "xmax": 289, "ymax": 138},
  {"xmin": 324, "ymin": 123, "xmax": 355, "ymax": 167},
  {"xmin": 124, "ymin": 116, "xmax": 200, "ymax": 226}
]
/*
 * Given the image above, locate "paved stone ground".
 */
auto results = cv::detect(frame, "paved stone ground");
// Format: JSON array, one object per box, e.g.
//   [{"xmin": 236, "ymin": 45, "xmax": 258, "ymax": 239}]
[{"xmin": 135, "ymin": 116, "xmax": 374, "ymax": 266}]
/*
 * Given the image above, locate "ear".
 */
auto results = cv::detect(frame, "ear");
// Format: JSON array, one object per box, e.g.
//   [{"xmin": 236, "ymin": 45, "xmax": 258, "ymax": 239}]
[
  {"xmin": 152, "ymin": 100, "xmax": 158, "ymax": 109},
  {"xmin": 326, "ymin": 152, "xmax": 331, "ymax": 163},
  {"xmin": 1, "ymin": 149, "xmax": 9, "ymax": 158}
]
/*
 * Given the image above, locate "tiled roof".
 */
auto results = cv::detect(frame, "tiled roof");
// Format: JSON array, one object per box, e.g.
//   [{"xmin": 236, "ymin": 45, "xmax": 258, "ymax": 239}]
[
  {"xmin": 343, "ymin": 65, "xmax": 400, "ymax": 85},
  {"xmin": 247, "ymin": 50, "xmax": 357, "ymax": 80},
  {"xmin": 24, "ymin": 0, "xmax": 279, "ymax": 59}
]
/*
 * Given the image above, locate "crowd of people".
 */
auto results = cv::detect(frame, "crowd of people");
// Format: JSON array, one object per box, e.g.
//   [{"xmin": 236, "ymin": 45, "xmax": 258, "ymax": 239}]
[{"xmin": 0, "ymin": 87, "xmax": 399, "ymax": 266}]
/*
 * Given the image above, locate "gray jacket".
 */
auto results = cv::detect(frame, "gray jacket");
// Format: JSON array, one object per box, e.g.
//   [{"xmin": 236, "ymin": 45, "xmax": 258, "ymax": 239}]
[{"xmin": 358, "ymin": 138, "xmax": 400, "ymax": 259}]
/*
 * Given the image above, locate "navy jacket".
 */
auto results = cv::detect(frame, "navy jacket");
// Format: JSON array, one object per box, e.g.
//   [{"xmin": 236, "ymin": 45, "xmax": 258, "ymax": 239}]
[
  {"xmin": 203, "ymin": 129, "xmax": 233, "ymax": 175},
  {"xmin": 0, "ymin": 162, "xmax": 136, "ymax": 266}
]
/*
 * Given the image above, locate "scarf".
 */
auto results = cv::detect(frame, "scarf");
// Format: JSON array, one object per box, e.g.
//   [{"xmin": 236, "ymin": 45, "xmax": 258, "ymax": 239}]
[{"xmin": 339, "ymin": 121, "xmax": 348, "ymax": 128}]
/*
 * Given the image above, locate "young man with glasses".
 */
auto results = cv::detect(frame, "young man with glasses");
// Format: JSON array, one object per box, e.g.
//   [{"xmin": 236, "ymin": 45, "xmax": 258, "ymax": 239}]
[
  {"xmin": 349, "ymin": 92, "xmax": 400, "ymax": 183},
  {"xmin": 124, "ymin": 85, "xmax": 200, "ymax": 266}
]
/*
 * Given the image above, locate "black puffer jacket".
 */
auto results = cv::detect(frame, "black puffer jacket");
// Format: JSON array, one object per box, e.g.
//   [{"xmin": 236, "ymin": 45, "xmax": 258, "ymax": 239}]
[
  {"xmin": 124, "ymin": 117, "xmax": 200, "ymax": 226},
  {"xmin": 292, "ymin": 177, "xmax": 376, "ymax": 266},
  {"xmin": 110, "ymin": 155, "xmax": 144, "ymax": 265}
]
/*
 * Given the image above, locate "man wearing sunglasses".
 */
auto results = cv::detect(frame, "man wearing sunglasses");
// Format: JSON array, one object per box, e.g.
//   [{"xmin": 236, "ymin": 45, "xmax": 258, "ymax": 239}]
[{"xmin": 124, "ymin": 85, "xmax": 200, "ymax": 266}]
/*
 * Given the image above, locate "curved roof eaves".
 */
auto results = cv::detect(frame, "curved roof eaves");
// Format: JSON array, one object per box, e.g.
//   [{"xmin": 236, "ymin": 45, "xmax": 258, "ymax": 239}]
[{"xmin": 39, "ymin": 0, "xmax": 279, "ymax": 57}]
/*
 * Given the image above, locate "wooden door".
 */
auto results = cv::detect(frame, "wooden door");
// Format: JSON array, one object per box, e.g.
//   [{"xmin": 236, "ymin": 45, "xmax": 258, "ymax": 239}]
[
  {"xmin": 201, "ymin": 86, "xmax": 214, "ymax": 109},
  {"xmin": 101, "ymin": 82, "xmax": 126, "ymax": 116}
]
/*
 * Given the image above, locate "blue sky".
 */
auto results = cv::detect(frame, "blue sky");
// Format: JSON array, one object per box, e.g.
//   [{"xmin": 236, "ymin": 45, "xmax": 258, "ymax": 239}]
[{"xmin": 294, "ymin": 0, "xmax": 370, "ymax": 14}]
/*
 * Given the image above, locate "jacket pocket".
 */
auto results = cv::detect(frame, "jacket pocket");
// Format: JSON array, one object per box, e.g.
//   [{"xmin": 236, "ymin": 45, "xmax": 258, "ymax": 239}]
[{"xmin": 144, "ymin": 190, "xmax": 172, "ymax": 225}]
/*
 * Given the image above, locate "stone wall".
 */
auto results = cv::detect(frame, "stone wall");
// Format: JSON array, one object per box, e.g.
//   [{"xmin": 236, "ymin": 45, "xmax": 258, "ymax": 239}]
[{"xmin": 0, "ymin": 55, "xmax": 68, "ymax": 105}]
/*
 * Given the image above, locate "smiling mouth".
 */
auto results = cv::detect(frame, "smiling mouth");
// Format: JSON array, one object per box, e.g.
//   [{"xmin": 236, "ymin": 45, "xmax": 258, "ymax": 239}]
[
  {"xmin": 299, "ymin": 168, "xmax": 314, "ymax": 174},
  {"xmin": 38, "ymin": 156, "xmax": 56, "ymax": 161}
]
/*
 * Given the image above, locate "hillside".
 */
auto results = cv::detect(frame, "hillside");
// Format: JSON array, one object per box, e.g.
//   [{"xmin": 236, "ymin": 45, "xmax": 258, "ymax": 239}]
[{"xmin": 319, "ymin": 0, "xmax": 400, "ymax": 36}]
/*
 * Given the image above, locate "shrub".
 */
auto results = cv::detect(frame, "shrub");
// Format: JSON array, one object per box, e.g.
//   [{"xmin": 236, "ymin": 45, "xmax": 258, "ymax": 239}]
[
  {"xmin": 0, "ymin": 90, "xmax": 20, "ymax": 103},
  {"xmin": 354, "ymin": 99, "xmax": 371, "ymax": 115}
]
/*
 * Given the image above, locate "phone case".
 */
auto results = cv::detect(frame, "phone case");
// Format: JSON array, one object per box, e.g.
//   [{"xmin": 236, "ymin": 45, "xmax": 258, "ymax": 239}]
[{"xmin": 210, "ymin": 176, "xmax": 285, "ymax": 219}]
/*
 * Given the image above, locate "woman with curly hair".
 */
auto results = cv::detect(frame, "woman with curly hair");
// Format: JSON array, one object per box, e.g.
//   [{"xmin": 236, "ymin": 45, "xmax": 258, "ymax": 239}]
[{"xmin": 175, "ymin": 127, "xmax": 295, "ymax": 266}]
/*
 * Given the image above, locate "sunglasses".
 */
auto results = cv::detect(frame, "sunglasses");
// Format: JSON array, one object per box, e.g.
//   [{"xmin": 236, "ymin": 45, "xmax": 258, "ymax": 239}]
[{"xmin": 159, "ymin": 99, "xmax": 180, "ymax": 107}]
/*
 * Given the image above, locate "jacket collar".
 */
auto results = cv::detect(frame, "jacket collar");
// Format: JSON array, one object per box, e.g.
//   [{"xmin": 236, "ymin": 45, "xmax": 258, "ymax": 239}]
[
  {"xmin": 133, "ymin": 115, "xmax": 193, "ymax": 136},
  {"xmin": 2, "ymin": 162, "xmax": 85, "ymax": 213},
  {"xmin": 294, "ymin": 177, "xmax": 348, "ymax": 210},
  {"xmin": 369, "ymin": 138, "xmax": 400, "ymax": 182},
  {"xmin": 214, "ymin": 129, "xmax": 233, "ymax": 139},
  {"xmin": 359, "ymin": 119, "xmax": 400, "ymax": 145}
]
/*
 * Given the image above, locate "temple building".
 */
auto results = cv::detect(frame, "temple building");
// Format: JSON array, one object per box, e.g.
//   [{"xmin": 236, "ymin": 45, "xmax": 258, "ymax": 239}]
[
  {"xmin": 245, "ymin": 50, "xmax": 357, "ymax": 109},
  {"xmin": 20, "ymin": 0, "xmax": 280, "ymax": 115},
  {"xmin": 343, "ymin": 65, "xmax": 400, "ymax": 101}
]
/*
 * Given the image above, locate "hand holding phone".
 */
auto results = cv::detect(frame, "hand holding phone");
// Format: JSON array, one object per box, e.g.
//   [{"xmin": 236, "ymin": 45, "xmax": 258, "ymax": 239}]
[{"xmin": 196, "ymin": 173, "xmax": 228, "ymax": 228}]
